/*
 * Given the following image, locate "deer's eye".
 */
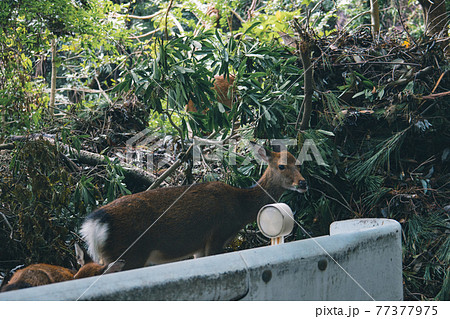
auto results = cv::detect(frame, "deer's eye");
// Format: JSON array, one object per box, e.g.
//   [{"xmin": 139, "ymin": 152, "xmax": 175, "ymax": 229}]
[{"xmin": 278, "ymin": 164, "xmax": 286, "ymax": 170}]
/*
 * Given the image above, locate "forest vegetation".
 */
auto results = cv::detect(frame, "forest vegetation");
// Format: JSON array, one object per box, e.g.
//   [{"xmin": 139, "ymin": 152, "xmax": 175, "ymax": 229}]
[{"xmin": 0, "ymin": 0, "xmax": 449, "ymax": 300}]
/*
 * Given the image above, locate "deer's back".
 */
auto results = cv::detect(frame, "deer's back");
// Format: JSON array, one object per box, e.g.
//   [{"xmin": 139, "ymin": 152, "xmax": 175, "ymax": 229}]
[
  {"xmin": 102, "ymin": 181, "xmax": 243, "ymax": 229},
  {"xmin": 83, "ymin": 181, "xmax": 245, "ymax": 267},
  {"xmin": 5, "ymin": 264, "xmax": 75, "ymax": 288}
]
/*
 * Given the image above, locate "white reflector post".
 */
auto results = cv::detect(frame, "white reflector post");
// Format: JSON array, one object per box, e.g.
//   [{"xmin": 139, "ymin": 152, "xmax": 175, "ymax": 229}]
[{"xmin": 257, "ymin": 203, "xmax": 294, "ymax": 245}]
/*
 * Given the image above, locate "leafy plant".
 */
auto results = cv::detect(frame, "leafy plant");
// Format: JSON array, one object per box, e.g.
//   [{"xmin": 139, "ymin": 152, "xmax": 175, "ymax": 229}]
[
  {"xmin": 0, "ymin": 140, "xmax": 77, "ymax": 267},
  {"xmin": 104, "ymin": 156, "xmax": 131, "ymax": 204}
]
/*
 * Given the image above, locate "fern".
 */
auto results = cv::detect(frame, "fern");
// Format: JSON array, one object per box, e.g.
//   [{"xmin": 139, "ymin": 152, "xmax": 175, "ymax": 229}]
[
  {"xmin": 349, "ymin": 126, "xmax": 410, "ymax": 184},
  {"xmin": 403, "ymin": 211, "xmax": 449, "ymax": 299},
  {"xmin": 436, "ymin": 268, "xmax": 450, "ymax": 301},
  {"xmin": 321, "ymin": 91, "xmax": 345, "ymax": 126},
  {"xmin": 360, "ymin": 186, "xmax": 391, "ymax": 214}
]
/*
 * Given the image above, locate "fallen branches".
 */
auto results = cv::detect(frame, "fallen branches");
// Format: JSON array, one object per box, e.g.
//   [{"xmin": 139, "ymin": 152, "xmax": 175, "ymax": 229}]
[
  {"xmin": 0, "ymin": 143, "xmax": 15, "ymax": 150},
  {"xmin": 7, "ymin": 135, "xmax": 155, "ymax": 187},
  {"xmin": 147, "ymin": 146, "xmax": 191, "ymax": 191},
  {"xmin": 421, "ymin": 91, "xmax": 450, "ymax": 100},
  {"xmin": 68, "ymin": 146, "xmax": 155, "ymax": 186}
]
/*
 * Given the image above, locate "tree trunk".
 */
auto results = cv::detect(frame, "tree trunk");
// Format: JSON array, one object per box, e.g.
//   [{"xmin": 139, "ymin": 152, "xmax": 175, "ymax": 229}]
[
  {"xmin": 370, "ymin": 0, "xmax": 380, "ymax": 40},
  {"xmin": 418, "ymin": 0, "xmax": 449, "ymax": 38},
  {"xmin": 49, "ymin": 38, "xmax": 57, "ymax": 117},
  {"xmin": 297, "ymin": 41, "xmax": 314, "ymax": 130}
]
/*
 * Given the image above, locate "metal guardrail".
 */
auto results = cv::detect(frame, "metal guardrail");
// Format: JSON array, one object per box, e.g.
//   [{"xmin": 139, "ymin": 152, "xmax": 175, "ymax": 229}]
[{"xmin": 0, "ymin": 218, "xmax": 402, "ymax": 301}]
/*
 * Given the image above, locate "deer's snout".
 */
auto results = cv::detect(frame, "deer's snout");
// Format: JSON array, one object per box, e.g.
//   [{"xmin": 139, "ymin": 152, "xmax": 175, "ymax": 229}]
[
  {"xmin": 295, "ymin": 179, "xmax": 308, "ymax": 193},
  {"xmin": 298, "ymin": 180, "xmax": 308, "ymax": 190},
  {"xmin": 289, "ymin": 168, "xmax": 308, "ymax": 193}
]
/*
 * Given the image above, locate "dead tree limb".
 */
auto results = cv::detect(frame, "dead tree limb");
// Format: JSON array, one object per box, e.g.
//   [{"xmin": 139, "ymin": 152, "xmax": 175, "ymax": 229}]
[
  {"xmin": 147, "ymin": 143, "xmax": 194, "ymax": 190},
  {"xmin": 49, "ymin": 38, "xmax": 57, "ymax": 117},
  {"xmin": 370, "ymin": 0, "xmax": 380, "ymax": 40},
  {"xmin": 247, "ymin": 0, "xmax": 258, "ymax": 21},
  {"xmin": 114, "ymin": 12, "xmax": 162, "ymax": 20},
  {"xmin": 0, "ymin": 211, "xmax": 14, "ymax": 239},
  {"xmin": 146, "ymin": 130, "xmax": 218, "ymax": 190},
  {"xmin": 293, "ymin": 19, "xmax": 314, "ymax": 130},
  {"xmin": 0, "ymin": 143, "xmax": 15, "ymax": 150},
  {"xmin": 298, "ymin": 43, "xmax": 313, "ymax": 130},
  {"xmin": 7, "ymin": 135, "xmax": 155, "ymax": 187},
  {"xmin": 418, "ymin": 0, "xmax": 449, "ymax": 38},
  {"xmin": 68, "ymin": 147, "xmax": 155, "ymax": 187}
]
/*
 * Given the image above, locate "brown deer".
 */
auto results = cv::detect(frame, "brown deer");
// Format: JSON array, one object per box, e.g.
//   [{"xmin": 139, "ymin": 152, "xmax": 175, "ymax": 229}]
[
  {"xmin": 186, "ymin": 74, "xmax": 235, "ymax": 113},
  {"xmin": 0, "ymin": 244, "xmax": 124, "ymax": 292},
  {"xmin": 72, "ymin": 243, "xmax": 125, "ymax": 279},
  {"xmin": 80, "ymin": 143, "xmax": 307, "ymax": 270}
]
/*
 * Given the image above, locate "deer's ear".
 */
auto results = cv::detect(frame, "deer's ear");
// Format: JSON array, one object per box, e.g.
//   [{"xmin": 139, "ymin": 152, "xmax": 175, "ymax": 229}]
[
  {"xmin": 250, "ymin": 142, "xmax": 273, "ymax": 163},
  {"xmin": 103, "ymin": 260, "xmax": 125, "ymax": 274},
  {"xmin": 75, "ymin": 242, "xmax": 86, "ymax": 266},
  {"xmin": 75, "ymin": 242, "xmax": 93, "ymax": 266}
]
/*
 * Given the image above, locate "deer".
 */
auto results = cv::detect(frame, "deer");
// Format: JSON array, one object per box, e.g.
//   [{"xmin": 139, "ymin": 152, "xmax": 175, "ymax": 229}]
[
  {"xmin": 185, "ymin": 74, "xmax": 235, "ymax": 113},
  {"xmin": 185, "ymin": 74, "xmax": 236, "ymax": 137},
  {"xmin": 0, "ymin": 243, "xmax": 124, "ymax": 292},
  {"xmin": 80, "ymin": 143, "xmax": 307, "ymax": 270}
]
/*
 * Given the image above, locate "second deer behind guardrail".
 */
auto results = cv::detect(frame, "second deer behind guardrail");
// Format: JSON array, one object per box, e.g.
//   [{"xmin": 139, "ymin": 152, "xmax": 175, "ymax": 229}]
[{"xmin": 1, "ymin": 243, "xmax": 124, "ymax": 292}]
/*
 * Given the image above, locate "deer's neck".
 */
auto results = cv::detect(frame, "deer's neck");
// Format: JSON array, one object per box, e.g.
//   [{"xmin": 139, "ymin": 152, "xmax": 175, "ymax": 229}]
[{"xmin": 239, "ymin": 173, "xmax": 286, "ymax": 225}]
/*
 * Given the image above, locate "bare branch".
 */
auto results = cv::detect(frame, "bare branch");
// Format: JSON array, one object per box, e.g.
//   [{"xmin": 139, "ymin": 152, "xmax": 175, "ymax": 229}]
[{"xmin": 112, "ymin": 12, "xmax": 162, "ymax": 20}]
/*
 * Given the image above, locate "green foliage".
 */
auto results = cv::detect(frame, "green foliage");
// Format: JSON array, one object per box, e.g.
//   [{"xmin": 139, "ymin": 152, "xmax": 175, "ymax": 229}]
[
  {"xmin": 348, "ymin": 127, "xmax": 409, "ymax": 186},
  {"xmin": 239, "ymin": 9, "xmax": 302, "ymax": 40},
  {"xmin": 127, "ymin": 33, "xmax": 220, "ymax": 135},
  {"xmin": 0, "ymin": 53, "xmax": 49, "ymax": 134},
  {"xmin": 402, "ymin": 211, "xmax": 449, "ymax": 300},
  {"xmin": 0, "ymin": 0, "xmax": 448, "ymax": 300},
  {"xmin": 0, "ymin": 0, "xmax": 133, "ymax": 136},
  {"xmin": 73, "ymin": 175, "xmax": 97, "ymax": 215},
  {"xmin": 0, "ymin": 0, "xmax": 92, "ymax": 37},
  {"xmin": 230, "ymin": 39, "xmax": 302, "ymax": 138},
  {"xmin": 0, "ymin": 139, "xmax": 137, "ymax": 269},
  {"xmin": 104, "ymin": 157, "xmax": 131, "ymax": 204},
  {"xmin": 115, "ymin": 28, "xmax": 303, "ymax": 139},
  {"xmin": 0, "ymin": 139, "xmax": 76, "ymax": 267}
]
